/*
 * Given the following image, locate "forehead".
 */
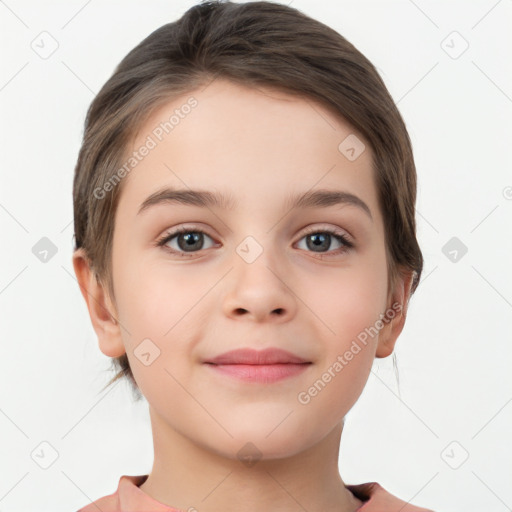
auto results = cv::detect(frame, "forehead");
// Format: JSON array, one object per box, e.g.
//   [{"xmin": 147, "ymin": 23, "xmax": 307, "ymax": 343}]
[{"xmin": 120, "ymin": 78, "xmax": 380, "ymax": 222}]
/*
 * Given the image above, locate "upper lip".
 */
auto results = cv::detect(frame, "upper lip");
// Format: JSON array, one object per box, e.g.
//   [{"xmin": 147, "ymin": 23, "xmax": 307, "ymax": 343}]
[{"xmin": 204, "ymin": 348, "xmax": 310, "ymax": 365}]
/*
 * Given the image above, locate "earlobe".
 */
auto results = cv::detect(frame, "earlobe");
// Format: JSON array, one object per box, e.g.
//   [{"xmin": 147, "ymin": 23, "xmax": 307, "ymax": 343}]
[
  {"xmin": 72, "ymin": 249, "xmax": 126, "ymax": 358},
  {"xmin": 375, "ymin": 271, "xmax": 414, "ymax": 358}
]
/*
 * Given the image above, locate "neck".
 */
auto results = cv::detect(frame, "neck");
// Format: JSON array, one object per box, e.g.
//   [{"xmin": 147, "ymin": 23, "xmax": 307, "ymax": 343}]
[{"xmin": 139, "ymin": 407, "xmax": 363, "ymax": 512}]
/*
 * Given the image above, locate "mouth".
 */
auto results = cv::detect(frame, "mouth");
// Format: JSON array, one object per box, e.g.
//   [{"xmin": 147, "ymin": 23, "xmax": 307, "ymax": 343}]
[{"xmin": 203, "ymin": 347, "xmax": 312, "ymax": 383}]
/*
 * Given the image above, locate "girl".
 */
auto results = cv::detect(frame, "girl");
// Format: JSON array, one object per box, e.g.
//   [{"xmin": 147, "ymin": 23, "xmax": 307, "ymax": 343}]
[{"xmin": 72, "ymin": 1, "xmax": 433, "ymax": 510}]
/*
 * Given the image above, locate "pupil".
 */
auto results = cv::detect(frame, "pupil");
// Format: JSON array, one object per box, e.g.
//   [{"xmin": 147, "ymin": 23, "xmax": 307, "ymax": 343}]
[
  {"xmin": 179, "ymin": 232, "xmax": 203, "ymax": 251},
  {"xmin": 308, "ymin": 233, "xmax": 329, "ymax": 252}
]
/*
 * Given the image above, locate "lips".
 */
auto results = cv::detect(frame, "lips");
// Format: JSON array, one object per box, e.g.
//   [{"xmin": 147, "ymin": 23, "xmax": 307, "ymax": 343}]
[
  {"xmin": 204, "ymin": 347, "xmax": 310, "ymax": 365},
  {"xmin": 203, "ymin": 348, "xmax": 312, "ymax": 383}
]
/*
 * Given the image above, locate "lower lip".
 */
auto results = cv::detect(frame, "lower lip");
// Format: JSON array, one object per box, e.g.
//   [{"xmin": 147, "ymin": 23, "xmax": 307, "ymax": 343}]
[{"xmin": 204, "ymin": 363, "xmax": 311, "ymax": 383}]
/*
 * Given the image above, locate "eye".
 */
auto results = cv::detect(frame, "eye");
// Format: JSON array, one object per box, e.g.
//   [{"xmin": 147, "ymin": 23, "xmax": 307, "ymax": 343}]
[
  {"xmin": 155, "ymin": 225, "xmax": 354, "ymax": 258},
  {"xmin": 156, "ymin": 226, "xmax": 216, "ymax": 257},
  {"xmin": 295, "ymin": 227, "xmax": 354, "ymax": 256}
]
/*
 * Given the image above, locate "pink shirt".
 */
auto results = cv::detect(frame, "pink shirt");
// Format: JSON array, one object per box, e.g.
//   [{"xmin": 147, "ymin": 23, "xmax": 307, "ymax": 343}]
[{"xmin": 76, "ymin": 475, "xmax": 435, "ymax": 511}]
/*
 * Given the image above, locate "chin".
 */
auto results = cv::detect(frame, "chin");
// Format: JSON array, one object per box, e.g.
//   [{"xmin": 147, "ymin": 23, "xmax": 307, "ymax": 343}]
[{"xmin": 208, "ymin": 427, "xmax": 317, "ymax": 463}]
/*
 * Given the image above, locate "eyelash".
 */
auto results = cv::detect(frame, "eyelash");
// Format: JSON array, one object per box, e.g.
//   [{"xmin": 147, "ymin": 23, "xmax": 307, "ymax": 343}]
[{"xmin": 155, "ymin": 225, "xmax": 354, "ymax": 258}]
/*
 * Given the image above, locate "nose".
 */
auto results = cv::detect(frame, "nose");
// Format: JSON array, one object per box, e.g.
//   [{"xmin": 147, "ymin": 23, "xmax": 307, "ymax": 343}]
[{"xmin": 222, "ymin": 243, "xmax": 297, "ymax": 324}]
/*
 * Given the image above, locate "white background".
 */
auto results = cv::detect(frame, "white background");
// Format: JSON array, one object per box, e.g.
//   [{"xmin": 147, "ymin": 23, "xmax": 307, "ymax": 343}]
[{"xmin": 1, "ymin": 1, "xmax": 511, "ymax": 511}]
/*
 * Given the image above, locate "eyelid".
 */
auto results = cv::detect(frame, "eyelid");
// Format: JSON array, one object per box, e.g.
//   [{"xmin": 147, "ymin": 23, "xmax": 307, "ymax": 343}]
[
  {"xmin": 155, "ymin": 222, "xmax": 355, "ymax": 257},
  {"xmin": 155, "ymin": 224, "xmax": 216, "ymax": 247},
  {"xmin": 298, "ymin": 224, "xmax": 353, "ymax": 243},
  {"xmin": 156, "ymin": 223, "xmax": 352, "ymax": 242}
]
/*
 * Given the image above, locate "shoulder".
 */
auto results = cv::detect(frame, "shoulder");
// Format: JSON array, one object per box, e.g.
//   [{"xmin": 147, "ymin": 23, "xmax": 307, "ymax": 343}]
[
  {"xmin": 76, "ymin": 491, "xmax": 120, "ymax": 512},
  {"xmin": 75, "ymin": 475, "xmax": 141, "ymax": 512},
  {"xmin": 75, "ymin": 474, "xmax": 179, "ymax": 512},
  {"xmin": 347, "ymin": 482, "xmax": 435, "ymax": 512}
]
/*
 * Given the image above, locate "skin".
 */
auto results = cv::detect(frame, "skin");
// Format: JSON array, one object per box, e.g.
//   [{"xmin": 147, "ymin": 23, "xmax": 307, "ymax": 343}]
[{"xmin": 73, "ymin": 78, "xmax": 413, "ymax": 512}]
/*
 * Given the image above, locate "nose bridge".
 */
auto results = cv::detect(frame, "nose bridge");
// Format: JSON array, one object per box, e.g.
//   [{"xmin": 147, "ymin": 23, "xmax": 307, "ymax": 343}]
[{"xmin": 222, "ymin": 230, "xmax": 297, "ymax": 321}]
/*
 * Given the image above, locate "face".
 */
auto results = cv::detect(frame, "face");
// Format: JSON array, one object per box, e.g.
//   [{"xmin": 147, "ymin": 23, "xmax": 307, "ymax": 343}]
[{"xmin": 104, "ymin": 79, "xmax": 400, "ymax": 460}]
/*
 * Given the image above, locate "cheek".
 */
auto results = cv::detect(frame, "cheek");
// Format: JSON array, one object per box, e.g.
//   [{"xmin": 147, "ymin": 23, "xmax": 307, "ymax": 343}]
[
  {"xmin": 115, "ymin": 272, "xmax": 199, "ymax": 406},
  {"xmin": 293, "ymin": 256, "xmax": 387, "ymax": 409},
  {"xmin": 114, "ymin": 259, "xmax": 215, "ymax": 383},
  {"xmin": 294, "ymin": 275, "xmax": 383, "ymax": 431},
  {"xmin": 115, "ymin": 253, "xmax": 203, "ymax": 335},
  {"xmin": 295, "ymin": 342, "xmax": 374, "ymax": 447},
  {"xmin": 301, "ymin": 255, "xmax": 388, "ymax": 342}
]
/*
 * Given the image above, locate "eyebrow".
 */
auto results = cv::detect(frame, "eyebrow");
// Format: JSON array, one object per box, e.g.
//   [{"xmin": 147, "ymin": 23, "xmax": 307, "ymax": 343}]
[{"xmin": 137, "ymin": 186, "xmax": 372, "ymax": 221}]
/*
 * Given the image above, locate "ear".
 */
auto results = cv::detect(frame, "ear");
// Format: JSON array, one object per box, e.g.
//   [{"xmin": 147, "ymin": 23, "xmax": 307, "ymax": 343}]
[
  {"xmin": 375, "ymin": 270, "xmax": 415, "ymax": 358},
  {"xmin": 72, "ymin": 248, "xmax": 126, "ymax": 358}
]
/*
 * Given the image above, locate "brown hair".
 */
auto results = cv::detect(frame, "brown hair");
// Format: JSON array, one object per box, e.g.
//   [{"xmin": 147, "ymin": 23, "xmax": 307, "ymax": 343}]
[{"xmin": 73, "ymin": 0, "xmax": 423, "ymax": 399}]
